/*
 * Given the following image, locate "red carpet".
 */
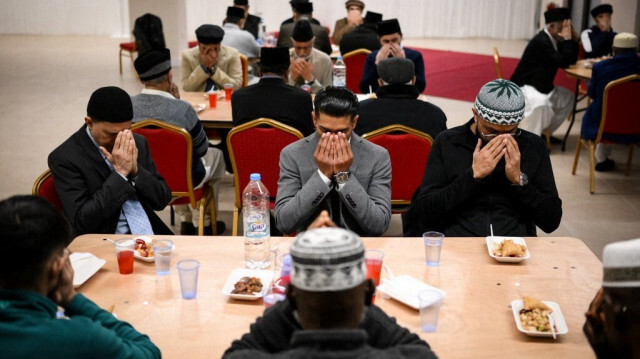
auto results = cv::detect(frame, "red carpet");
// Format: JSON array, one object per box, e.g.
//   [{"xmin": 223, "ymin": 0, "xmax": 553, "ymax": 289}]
[{"xmin": 412, "ymin": 47, "xmax": 575, "ymax": 102}]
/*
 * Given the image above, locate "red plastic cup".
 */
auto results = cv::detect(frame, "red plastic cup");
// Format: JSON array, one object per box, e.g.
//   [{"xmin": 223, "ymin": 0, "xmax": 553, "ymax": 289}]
[
  {"xmin": 208, "ymin": 92, "xmax": 217, "ymax": 108},
  {"xmin": 114, "ymin": 239, "xmax": 135, "ymax": 274},
  {"xmin": 365, "ymin": 249, "xmax": 384, "ymax": 303},
  {"xmin": 224, "ymin": 84, "xmax": 233, "ymax": 101}
]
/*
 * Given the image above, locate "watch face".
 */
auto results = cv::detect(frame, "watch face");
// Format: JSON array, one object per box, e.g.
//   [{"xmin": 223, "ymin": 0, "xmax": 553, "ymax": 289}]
[{"xmin": 335, "ymin": 172, "xmax": 348, "ymax": 184}]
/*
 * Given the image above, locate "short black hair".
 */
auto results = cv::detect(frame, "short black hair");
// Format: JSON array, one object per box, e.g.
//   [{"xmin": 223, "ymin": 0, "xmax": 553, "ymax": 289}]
[
  {"xmin": 314, "ymin": 86, "xmax": 358, "ymax": 120},
  {"xmin": 0, "ymin": 195, "xmax": 71, "ymax": 288}
]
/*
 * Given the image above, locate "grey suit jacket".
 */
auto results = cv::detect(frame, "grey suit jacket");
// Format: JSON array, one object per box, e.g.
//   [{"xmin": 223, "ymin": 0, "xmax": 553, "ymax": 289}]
[{"xmin": 274, "ymin": 132, "xmax": 391, "ymax": 236}]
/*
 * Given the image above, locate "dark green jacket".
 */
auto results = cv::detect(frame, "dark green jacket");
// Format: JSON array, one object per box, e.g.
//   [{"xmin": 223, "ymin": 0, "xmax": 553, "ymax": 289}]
[{"xmin": 0, "ymin": 290, "xmax": 160, "ymax": 359}]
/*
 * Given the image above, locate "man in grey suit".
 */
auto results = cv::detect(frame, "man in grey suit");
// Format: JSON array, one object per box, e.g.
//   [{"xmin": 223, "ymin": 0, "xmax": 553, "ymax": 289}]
[
  {"xmin": 274, "ymin": 87, "xmax": 391, "ymax": 236},
  {"xmin": 277, "ymin": 2, "xmax": 331, "ymax": 56}
]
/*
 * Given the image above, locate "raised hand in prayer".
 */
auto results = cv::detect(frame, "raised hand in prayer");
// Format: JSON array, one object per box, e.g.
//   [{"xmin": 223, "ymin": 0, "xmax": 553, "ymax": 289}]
[
  {"xmin": 346, "ymin": 9, "xmax": 363, "ymax": 27},
  {"xmin": 559, "ymin": 19, "xmax": 574, "ymax": 41},
  {"xmin": 47, "ymin": 248, "xmax": 77, "ymax": 308},
  {"xmin": 504, "ymin": 135, "xmax": 521, "ymax": 184},
  {"xmin": 472, "ymin": 136, "xmax": 507, "ymax": 179},
  {"xmin": 307, "ymin": 210, "xmax": 337, "ymax": 230},
  {"xmin": 314, "ymin": 132, "xmax": 334, "ymax": 178},
  {"xmin": 375, "ymin": 44, "xmax": 393, "ymax": 64},
  {"xmin": 170, "ymin": 81, "xmax": 180, "ymax": 99},
  {"xmin": 199, "ymin": 47, "xmax": 218, "ymax": 69},
  {"xmin": 100, "ymin": 129, "xmax": 138, "ymax": 177},
  {"xmin": 332, "ymin": 132, "xmax": 353, "ymax": 174},
  {"xmin": 388, "ymin": 43, "xmax": 406, "ymax": 59}
]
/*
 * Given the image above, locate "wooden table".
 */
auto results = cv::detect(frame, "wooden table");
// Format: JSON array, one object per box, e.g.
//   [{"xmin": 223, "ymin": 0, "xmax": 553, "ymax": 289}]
[
  {"xmin": 181, "ymin": 91, "xmax": 233, "ymax": 129},
  {"xmin": 69, "ymin": 235, "xmax": 600, "ymax": 358},
  {"xmin": 561, "ymin": 61, "xmax": 594, "ymax": 151}
]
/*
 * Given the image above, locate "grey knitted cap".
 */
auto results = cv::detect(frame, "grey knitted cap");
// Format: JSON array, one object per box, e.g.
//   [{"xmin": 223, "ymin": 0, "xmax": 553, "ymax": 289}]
[{"xmin": 474, "ymin": 79, "xmax": 525, "ymax": 125}]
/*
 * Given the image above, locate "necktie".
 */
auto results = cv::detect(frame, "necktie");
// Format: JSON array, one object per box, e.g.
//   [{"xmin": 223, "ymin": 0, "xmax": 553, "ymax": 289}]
[
  {"xmin": 330, "ymin": 181, "xmax": 341, "ymax": 225},
  {"xmin": 121, "ymin": 196, "xmax": 154, "ymax": 235}
]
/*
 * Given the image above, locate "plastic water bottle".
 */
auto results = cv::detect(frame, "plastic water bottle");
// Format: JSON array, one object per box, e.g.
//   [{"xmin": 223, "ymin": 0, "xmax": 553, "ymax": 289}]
[
  {"xmin": 243, "ymin": 173, "xmax": 270, "ymax": 269},
  {"xmin": 257, "ymin": 18, "xmax": 265, "ymax": 46},
  {"xmin": 333, "ymin": 56, "xmax": 346, "ymax": 87}
]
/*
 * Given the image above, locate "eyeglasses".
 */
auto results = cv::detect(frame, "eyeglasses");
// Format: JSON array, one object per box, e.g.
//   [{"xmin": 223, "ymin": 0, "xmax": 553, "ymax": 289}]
[{"xmin": 478, "ymin": 127, "xmax": 521, "ymax": 139}]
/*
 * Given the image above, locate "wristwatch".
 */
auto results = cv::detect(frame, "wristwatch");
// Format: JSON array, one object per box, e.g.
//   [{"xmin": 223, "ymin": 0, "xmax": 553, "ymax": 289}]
[
  {"xmin": 516, "ymin": 172, "xmax": 528, "ymax": 187},
  {"xmin": 334, "ymin": 171, "xmax": 349, "ymax": 185},
  {"xmin": 305, "ymin": 78, "xmax": 315, "ymax": 85}
]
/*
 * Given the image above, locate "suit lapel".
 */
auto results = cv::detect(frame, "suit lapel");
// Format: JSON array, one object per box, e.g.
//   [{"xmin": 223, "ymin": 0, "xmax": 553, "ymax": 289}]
[{"xmin": 74, "ymin": 125, "xmax": 112, "ymax": 180}]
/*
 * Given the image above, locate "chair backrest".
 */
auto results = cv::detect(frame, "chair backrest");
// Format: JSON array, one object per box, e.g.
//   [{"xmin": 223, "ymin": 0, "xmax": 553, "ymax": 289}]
[
  {"xmin": 342, "ymin": 48, "xmax": 371, "ymax": 93},
  {"xmin": 32, "ymin": 169, "xmax": 63, "ymax": 211},
  {"xmin": 597, "ymin": 74, "xmax": 640, "ymax": 142},
  {"xmin": 131, "ymin": 119, "xmax": 200, "ymax": 207},
  {"xmin": 362, "ymin": 125, "xmax": 433, "ymax": 205},
  {"xmin": 188, "ymin": 41, "xmax": 198, "ymax": 48},
  {"xmin": 493, "ymin": 46, "xmax": 503, "ymax": 79},
  {"xmin": 239, "ymin": 54, "xmax": 249, "ymax": 88},
  {"xmin": 227, "ymin": 119, "xmax": 304, "ymax": 209}
]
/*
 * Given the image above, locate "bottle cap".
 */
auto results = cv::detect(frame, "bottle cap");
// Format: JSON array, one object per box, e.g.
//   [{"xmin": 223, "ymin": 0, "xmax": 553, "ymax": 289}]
[{"xmin": 250, "ymin": 173, "xmax": 261, "ymax": 181}]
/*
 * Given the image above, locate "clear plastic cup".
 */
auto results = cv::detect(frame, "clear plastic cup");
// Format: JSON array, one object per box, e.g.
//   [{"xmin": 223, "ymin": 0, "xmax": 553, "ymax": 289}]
[
  {"xmin": 152, "ymin": 239, "xmax": 173, "ymax": 275},
  {"xmin": 177, "ymin": 259, "xmax": 200, "ymax": 299}
]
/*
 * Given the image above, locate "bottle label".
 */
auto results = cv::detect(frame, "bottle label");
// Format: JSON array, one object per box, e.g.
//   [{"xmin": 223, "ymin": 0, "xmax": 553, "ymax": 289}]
[{"xmin": 245, "ymin": 212, "xmax": 268, "ymax": 238}]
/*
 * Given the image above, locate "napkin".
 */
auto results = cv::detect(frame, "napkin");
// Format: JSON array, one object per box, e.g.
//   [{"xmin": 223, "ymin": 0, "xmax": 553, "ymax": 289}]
[
  {"xmin": 70, "ymin": 252, "xmax": 106, "ymax": 288},
  {"xmin": 377, "ymin": 275, "xmax": 445, "ymax": 310}
]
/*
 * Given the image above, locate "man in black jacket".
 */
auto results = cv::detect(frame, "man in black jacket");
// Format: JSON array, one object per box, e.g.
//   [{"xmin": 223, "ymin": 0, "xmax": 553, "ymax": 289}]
[
  {"xmin": 48, "ymin": 87, "xmax": 172, "ymax": 236},
  {"xmin": 339, "ymin": 11, "xmax": 382, "ymax": 55},
  {"xmin": 403, "ymin": 79, "xmax": 562, "ymax": 237},
  {"xmin": 355, "ymin": 57, "xmax": 446, "ymax": 138},
  {"xmin": 231, "ymin": 47, "xmax": 314, "ymax": 136},
  {"xmin": 510, "ymin": 7, "xmax": 578, "ymax": 138},
  {"xmin": 233, "ymin": 0, "xmax": 261, "ymax": 40},
  {"xmin": 223, "ymin": 227, "xmax": 437, "ymax": 358}
]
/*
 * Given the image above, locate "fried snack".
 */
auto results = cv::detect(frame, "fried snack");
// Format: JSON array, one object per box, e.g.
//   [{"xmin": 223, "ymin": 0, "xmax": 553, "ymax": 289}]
[
  {"xmin": 524, "ymin": 296, "xmax": 552, "ymax": 311},
  {"xmin": 231, "ymin": 277, "xmax": 263, "ymax": 295},
  {"xmin": 520, "ymin": 296, "xmax": 554, "ymax": 332},
  {"xmin": 492, "ymin": 239, "xmax": 527, "ymax": 257}
]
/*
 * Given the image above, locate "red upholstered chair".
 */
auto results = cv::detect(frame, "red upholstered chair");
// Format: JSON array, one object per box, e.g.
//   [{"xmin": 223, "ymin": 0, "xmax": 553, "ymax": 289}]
[
  {"xmin": 188, "ymin": 41, "xmax": 198, "ymax": 48},
  {"xmin": 132, "ymin": 119, "xmax": 217, "ymax": 235},
  {"xmin": 572, "ymin": 74, "xmax": 640, "ymax": 194},
  {"xmin": 119, "ymin": 41, "xmax": 137, "ymax": 75},
  {"xmin": 362, "ymin": 125, "xmax": 434, "ymax": 212},
  {"xmin": 342, "ymin": 48, "xmax": 371, "ymax": 93},
  {"xmin": 227, "ymin": 118, "xmax": 304, "ymax": 235},
  {"xmin": 32, "ymin": 169, "xmax": 63, "ymax": 211}
]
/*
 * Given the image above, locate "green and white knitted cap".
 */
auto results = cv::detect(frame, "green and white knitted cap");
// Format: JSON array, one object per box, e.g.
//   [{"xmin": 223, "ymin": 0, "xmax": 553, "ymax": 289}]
[{"xmin": 474, "ymin": 79, "xmax": 525, "ymax": 125}]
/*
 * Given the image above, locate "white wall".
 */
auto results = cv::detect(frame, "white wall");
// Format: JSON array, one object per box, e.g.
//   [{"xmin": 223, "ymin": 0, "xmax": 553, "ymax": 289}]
[{"xmin": 0, "ymin": 0, "xmax": 130, "ymax": 37}]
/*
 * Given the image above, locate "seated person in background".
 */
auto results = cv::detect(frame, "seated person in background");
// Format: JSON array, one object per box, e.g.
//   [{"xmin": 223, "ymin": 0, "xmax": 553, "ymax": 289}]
[
  {"xmin": 0, "ymin": 195, "xmax": 161, "ymax": 358},
  {"xmin": 584, "ymin": 238, "xmax": 640, "ymax": 358},
  {"xmin": 288, "ymin": 20, "xmax": 332, "ymax": 94},
  {"xmin": 581, "ymin": 33, "xmax": 640, "ymax": 172},
  {"xmin": 403, "ymin": 79, "xmax": 562, "ymax": 237},
  {"xmin": 222, "ymin": 6, "xmax": 260, "ymax": 59},
  {"xmin": 233, "ymin": 0, "xmax": 261, "ymax": 40},
  {"xmin": 274, "ymin": 87, "xmax": 391, "ymax": 236},
  {"xmin": 49, "ymin": 87, "xmax": 172, "ymax": 236},
  {"xmin": 510, "ymin": 7, "xmax": 578, "ymax": 138},
  {"xmin": 231, "ymin": 47, "xmax": 314, "ymax": 136},
  {"xmin": 131, "ymin": 49, "xmax": 227, "ymax": 235},
  {"xmin": 223, "ymin": 227, "xmax": 437, "ymax": 358},
  {"xmin": 277, "ymin": 2, "xmax": 331, "ymax": 56},
  {"xmin": 181, "ymin": 24, "xmax": 243, "ymax": 91},
  {"xmin": 355, "ymin": 57, "xmax": 447, "ymax": 138},
  {"xmin": 581, "ymin": 4, "xmax": 616, "ymax": 59},
  {"xmin": 281, "ymin": 0, "xmax": 321, "ymax": 26},
  {"xmin": 339, "ymin": 11, "xmax": 382, "ymax": 55},
  {"xmin": 332, "ymin": 0, "xmax": 364, "ymax": 46},
  {"xmin": 360, "ymin": 19, "xmax": 426, "ymax": 94}
]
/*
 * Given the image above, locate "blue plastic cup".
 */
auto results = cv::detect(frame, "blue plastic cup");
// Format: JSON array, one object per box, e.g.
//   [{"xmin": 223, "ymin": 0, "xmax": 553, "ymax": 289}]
[{"xmin": 177, "ymin": 259, "xmax": 200, "ymax": 299}]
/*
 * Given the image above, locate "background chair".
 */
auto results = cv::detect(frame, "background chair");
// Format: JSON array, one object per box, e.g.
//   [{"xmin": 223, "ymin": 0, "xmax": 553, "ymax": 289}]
[
  {"xmin": 226, "ymin": 118, "xmax": 304, "ymax": 235},
  {"xmin": 119, "ymin": 42, "xmax": 137, "ymax": 75},
  {"xmin": 239, "ymin": 54, "xmax": 249, "ymax": 88},
  {"xmin": 362, "ymin": 124, "xmax": 433, "ymax": 212},
  {"xmin": 32, "ymin": 169, "xmax": 63, "ymax": 211},
  {"xmin": 132, "ymin": 119, "xmax": 216, "ymax": 235},
  {"xmin": 571, "ymin": 74, "xmax": 640, "ymax": 194},
  {"xmin": 342, "ymin": 48, "xmax": 371, "ymax": 93}
]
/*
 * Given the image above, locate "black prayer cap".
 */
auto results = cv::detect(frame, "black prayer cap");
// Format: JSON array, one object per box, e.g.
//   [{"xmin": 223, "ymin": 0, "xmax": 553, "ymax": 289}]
[
  {"xmin": 196, "ymin": 24, "xmax": 225, "ymax": 44},
  {"xmin": 363, "ymin": 11, "xmax": 382, "ymax": 24},
  {"xmin": 591, "ymin": 4, "xmax": 613, "ymax": 18},
  {"xmin": 377, "ymin": 58, "xmax": 414, "ymax": 85},
  {"xmin": 295, "ymin": 2, "xmax": 313, "ymax": 14},
  {"xmin": 227, "ymin": 6, "xmax": 245, "ymax": 18},
  {"xmin": 87, "ymin": 87, "xmax": 133, "ymax": 123},
  {"xmin": 292, "ymin": 20, "xmax": 314, "ymax": 42},
  {"xmin": 290, "ymin": 0, "xmax": 309, "ymax": 6},
  {"xmin": 544, "ymin": 7, "xmax": 571, "ymax": 24},
  {"xmin": 260, "ymin": 47, "xmax": 290, "ymax": 67},
  {"xmin": 378, "ymin": 19, "xmax": 401, "ymax": 36},
  {"xmin": 234, "ymin": 0, "xmax": 248, "ymax": 5},
  {"xmin": 134, "ymin": 48, "xmax": 171, "ymax": 81}
]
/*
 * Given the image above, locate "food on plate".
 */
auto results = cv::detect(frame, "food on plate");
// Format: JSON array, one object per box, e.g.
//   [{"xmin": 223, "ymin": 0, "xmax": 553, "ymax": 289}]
[
  {"xmin": 520, "ymin": 296, "xmax": 554, "ymax": 332},
  {"xmin": 135, "ymin": 238, "xmax": 154, "ymax": 257},
  {"xmin": 231, "ymin": 277, "xmax": 263, "ymax": 295},
  {"xmin": 492, "ymin": 239, "xmax": 527, "ymax": 257}
]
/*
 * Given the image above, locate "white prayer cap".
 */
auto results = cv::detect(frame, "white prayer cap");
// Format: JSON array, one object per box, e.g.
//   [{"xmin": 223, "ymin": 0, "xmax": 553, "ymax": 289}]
[{"xmin": 602, "ymin": 238, "xmax": 640, "ymax": 287}]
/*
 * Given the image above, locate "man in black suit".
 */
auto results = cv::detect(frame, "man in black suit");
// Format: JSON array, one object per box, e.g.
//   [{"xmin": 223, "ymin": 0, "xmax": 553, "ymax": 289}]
[
  {"xmin": 339, "ymin": 11, "xmax": 382, "ymax": 55},
  {"xmin": 277, "ymin": 2, "xmax": 331, "ymax": 56},
  {"xmin": 231, "ymin": 47, "xmax": 314, "ymax": 136},
  {"xmin": 510, "ymin": 7, "xmax": 578, "ymax": 138},
  {"xmin": 281, "ymin": 0, "xmax": 321, "ymax": 26},
  {"xmin": 48, "ymin": 86, "xmax": 172, "ymax": 236},
  {"xmin": 355, "ymin": 58, "xmax": 446, "ymax": 138},
  {"xmin": 233, "ymin": 0, "xmax": 261, "ymax": 40}
]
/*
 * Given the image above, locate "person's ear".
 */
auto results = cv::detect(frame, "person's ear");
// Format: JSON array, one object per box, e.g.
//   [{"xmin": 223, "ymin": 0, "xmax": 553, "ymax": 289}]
[
  {"xmin": 85, "ymin": 117, "xmax": 93, "ymax": 128},
  {"xmin": 471, "ymin": 107, "xmax": 479, "ymax": 122},
  {"xmin": 286, "ymin": 284, "xmax": 297, "ymax": 310},
  {"xmin": 412, "ymin": 76, "xmax": 416, "ymax": 85},
  {"xmin": 364, "ymin": 279, "xmax": 375, "ymax": 306},
  {"xmin": 46, "ymin": 251, "xmax": 66, "ymax": 291},
  {"xmin": 351, "ymin": 114, "xmax": 359, "ymax": 129}
]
